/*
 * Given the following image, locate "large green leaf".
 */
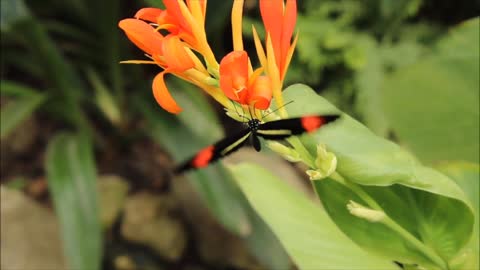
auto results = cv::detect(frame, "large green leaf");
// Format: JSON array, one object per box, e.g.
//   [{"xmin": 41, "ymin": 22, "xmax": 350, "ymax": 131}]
[
  {"xmin": 0, "ymin": 81, "xmax": 46, "ymax": 139},
  {"xmin": 231, "ymin": 163, "xmax": 398, "ymax": 270},
  {"xmin": 282, "ymin": 84, "xmax": 475, "ymax": 269},
  {"xmin": 436, "ymin": 162, "xmax": 479, "ymax": 270},
  {"xmin": 45, "ymin": 133, "xmax": 102, "ymax": 270},
  {"xmin": 382, "ymin": 18, "xmax": 480, "ymax": 163},
  {"xmin": 243, "ymin": 196, "xmax": 291, "ymax": 270}
]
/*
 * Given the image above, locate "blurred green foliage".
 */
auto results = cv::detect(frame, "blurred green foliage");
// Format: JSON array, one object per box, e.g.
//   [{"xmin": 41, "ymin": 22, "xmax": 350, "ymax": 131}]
[{"xmin": 1, "ymin": 0, "xmax": 478, "ymax": 269}]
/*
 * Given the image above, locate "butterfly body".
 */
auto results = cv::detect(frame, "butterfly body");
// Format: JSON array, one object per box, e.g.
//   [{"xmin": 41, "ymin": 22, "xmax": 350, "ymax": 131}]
[
  {"xmin": 246, "ymin": 119, "xmax": 262, "ymax": 152},
  {"xmin": 174, "ymin": 114, "xmax": 340, "ymax": 174}
]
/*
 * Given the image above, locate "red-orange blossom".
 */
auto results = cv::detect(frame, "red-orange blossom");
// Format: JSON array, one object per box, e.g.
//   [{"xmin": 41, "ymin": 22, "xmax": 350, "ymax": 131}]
[{"xmin": 118, "ymin": 0, "xmax": 297, "ymax": 116}]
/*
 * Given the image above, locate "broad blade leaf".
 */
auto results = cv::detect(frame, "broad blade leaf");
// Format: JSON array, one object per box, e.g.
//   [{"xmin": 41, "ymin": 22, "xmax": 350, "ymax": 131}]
[
  {"xmin": 282, "ymin": 84, "xmax": 475, "ymax": 268},
  {"xmin": 437, "ymin": 162, "xmax": 479, "ymax": 270},
  {"xmin": 230, "ymin": 163, "xmax": 398, "ymax": 270},
  {"xmin": 45, "ymin": 133, "xmax": 102, "ymax": 270}
]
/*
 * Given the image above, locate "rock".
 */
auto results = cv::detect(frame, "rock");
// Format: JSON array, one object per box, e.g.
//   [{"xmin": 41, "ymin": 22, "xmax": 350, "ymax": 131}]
[
  {"xmin": 171, "ymin": 176, "xmax": 261, "ymax": 269},
  {"xmin": 25, "ymin": 177, "xmax": 48, "ymax": 198},
  {"xmin": 114, "ymin": 255, "xmax": 136, "ymax": 270},
  {"xmin": 98, "ymin": 174, "xmax": 130, "ymax": 230},
  {"xmin": 121, "ymin": 192, "xmax": 186, "ymax": 261},
  {"xmin": 0, "ymin": 186, "xmax": 67, "ymax": 270}
]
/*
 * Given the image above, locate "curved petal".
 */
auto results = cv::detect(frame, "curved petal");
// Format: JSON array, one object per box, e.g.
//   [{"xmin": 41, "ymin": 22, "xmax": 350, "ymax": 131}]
[
  {"xmin": 118, "ymin": 19, "xmax": 164, "ymax": 56},
  {"xmin": 152, "ymin": 72, "xmax": 182, "ymax": 114},
  {"xmin": 219, "ymin": 51, "xmax": 249, "ymax": 102},
  {"xmin": 249, "ymin": 75, "xmax": 272, "ymax": 109},
  {"xmin": 164, "ymin": 0, "xmax": 190, "ymax": 32},
  {"xmin": 135, "ymin": 7, "xmax": 163, "ymax": 22},
  {"xmin": 281, "ymin": 0, "xmax": 297, "ymax": 69},
  {"xmin": 162, "ymin": 35, "xmax": 195, "ymax": 72},
  {"xmin": 260, "ymin": 0, "xmax": 282, "ymax": 68}
]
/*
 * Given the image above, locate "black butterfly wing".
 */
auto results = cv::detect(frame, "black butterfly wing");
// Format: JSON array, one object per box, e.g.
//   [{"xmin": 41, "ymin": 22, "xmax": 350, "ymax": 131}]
[
  {"xmin": 256, "ymin": 114, "xmax": 339, "ymax": 140},
  {"xmin": 174, "ymin": 128, "xmax": 252, "ymax": 174}
]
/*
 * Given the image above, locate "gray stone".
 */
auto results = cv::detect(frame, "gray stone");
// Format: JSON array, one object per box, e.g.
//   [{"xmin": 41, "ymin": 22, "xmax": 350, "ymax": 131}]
[
  {"xmin": 0, "ymin": 186, "xmax": 67, "ymax": 270},
  {"xmin": 172, "ymin": 176, "xmax": 261, "ymax": 269},
  {"xmin": 121, "ymin": 192, "xmax": 186, "ymax": 261},
  {"xmin": 98, "ymin": 174, "xmax": 130, "ymax": 230}
]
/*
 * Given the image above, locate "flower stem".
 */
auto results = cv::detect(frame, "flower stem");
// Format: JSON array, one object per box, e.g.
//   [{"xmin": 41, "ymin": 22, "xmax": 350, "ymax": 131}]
[{"xmin": 287, "ymin": 136, "xmax": 315, "ymax": 168}]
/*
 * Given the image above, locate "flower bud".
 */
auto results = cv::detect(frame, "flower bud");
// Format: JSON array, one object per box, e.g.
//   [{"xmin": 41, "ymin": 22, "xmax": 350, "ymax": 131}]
[
  {"xmin": 313, "ymin": 144, "xmax": 337, "ymax": 179},
  {"xmin": 347, "ymin": 200, "xmax": 385, "ymax": 222}
]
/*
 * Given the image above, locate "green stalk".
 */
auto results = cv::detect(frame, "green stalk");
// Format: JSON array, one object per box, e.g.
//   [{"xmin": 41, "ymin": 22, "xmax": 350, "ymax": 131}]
[{"xmin": 286, "ymin": 136, "xmax": 315, "ymax": 168}]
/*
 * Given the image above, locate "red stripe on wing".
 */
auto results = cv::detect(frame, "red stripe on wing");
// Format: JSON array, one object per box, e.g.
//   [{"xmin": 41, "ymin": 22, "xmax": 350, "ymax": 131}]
[
  {"xmin": 301, "ymin": 116, "xmax": 326, "ymax": 132},
  {"xmin": 192, "ymin": 145, "xmax": 215, "ymax": 168}
]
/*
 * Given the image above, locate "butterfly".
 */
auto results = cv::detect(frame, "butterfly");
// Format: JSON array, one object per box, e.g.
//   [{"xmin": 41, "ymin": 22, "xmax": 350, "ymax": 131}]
[{"xmin": 174, "ymin": 114, "xmax": 340, "ymax": 173}]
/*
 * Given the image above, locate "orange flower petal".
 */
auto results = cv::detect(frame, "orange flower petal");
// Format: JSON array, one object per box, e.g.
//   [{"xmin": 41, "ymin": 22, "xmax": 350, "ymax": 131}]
[
  {"xmin": 260, "ymin": 0, "xmax": 283, "ymax": 68},
  {"xmin": 152, "ymin": 72, "xmax": 182, "ymax": 114},
  {"xmin": 163, "ymin": 0, "xmax": 189, "ymax": 31},
  {"xmin": 260, "ymin": 0, "xmax": 297, "ymax": 79},
  {"xmin": 118, "ymin": 19, "xmax": 164, "ymax": 56},
  {"xmin": 219, "ymin": 51, "xmax": 249, "ymax": 102},
  {"xmin": 135, "ymin": 7, "xmax": 163, "ymax": 22},
  {"xmin": 162, "ymin": 35, "xmax": 195, "ymax": 72},
  {"xmin": 249, "ymin": 75, "xmax": 272, "ymax": 109},
  {"xmin": 281, "ymin": 0, "xmax": 297, "ymax": 69}
]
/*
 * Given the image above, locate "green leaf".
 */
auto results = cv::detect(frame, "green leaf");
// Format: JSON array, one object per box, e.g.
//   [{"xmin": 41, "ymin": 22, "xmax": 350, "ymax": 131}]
[
  {"xmin": 86, "ymin": 68, "xmax": 121, "ymax": 126},
  {"xmin": 230, "ymin": 163, "xmax": 398, "ymax": 270},
  {"xmin": 12, "ymin": 16, "xmax": 88, "ymax": 130},
  {"xmin": 436, "ymin": 162, "xmax": 479, "ymax": 270},
  {"xmin": 353, "ymin": 36, "xmax": 390, "ymax": 136},
  {"xmin": 282, "ymin": 84, "xmax": 475, "ymax": 268},
  {"xmin": 0, "ymin": 80, "xmax": 42, "ymax": 97},
  {"xmin": 0, "ymin": 0, "xmax": 30, "ymax": 31},
  {"xmin": 45, "ymin": 133, "xmax": 102, "ymax": 270},
  {"xmin": 0, "ymin": 81, "xmax": 46, "ymax": 139},
  {"xmin": 244, "ymin": 202, "xmax": 291, "ymax": 270},
  {"xmin": 382, "ymin": 18, "xmax": 480, "ymax": 163}
]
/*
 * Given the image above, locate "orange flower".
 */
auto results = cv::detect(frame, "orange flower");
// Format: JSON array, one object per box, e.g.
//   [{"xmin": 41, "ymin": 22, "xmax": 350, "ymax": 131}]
[
  {"xmin": 134, "ymin": 1, "xmax": 217, "ymax": 70},
  {"xmin": 259, "ymin": 0, "xmax": 297, "ymax": 81},
  {"xmin": 219, "ymin": 51, "xmax": 272, "ymax": 109},
  {"xmin": 119, "ymin": 18, "xmax": 195, "ymax": 113},
  {"xmin": 134, "ymin": 0, "xmax": 203, "ymax": 49}
]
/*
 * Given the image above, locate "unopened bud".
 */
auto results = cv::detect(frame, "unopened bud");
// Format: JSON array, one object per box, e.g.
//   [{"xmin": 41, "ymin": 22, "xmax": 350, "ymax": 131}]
[
  {"xmin": 347, "ymin": 200, "xmax": 385, "ymax": 222},
  {"xmin": 313, "ymin": 144, "xmax": 337, "ymax": 179}
]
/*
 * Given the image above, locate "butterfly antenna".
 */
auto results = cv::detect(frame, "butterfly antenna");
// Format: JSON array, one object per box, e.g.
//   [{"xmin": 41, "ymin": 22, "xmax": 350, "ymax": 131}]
[
  {"xmin": 262, "ymin": 100, "xmax": 294, "ymax": 120},
  {"xmin": 229, "ymin": 100, "xmax": 248, "ymax": 123}
]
